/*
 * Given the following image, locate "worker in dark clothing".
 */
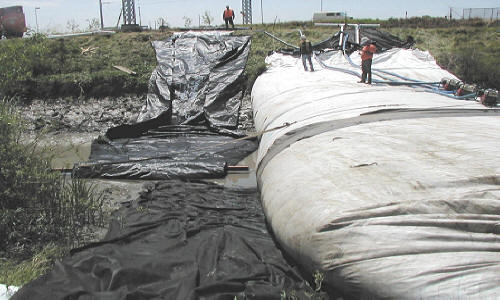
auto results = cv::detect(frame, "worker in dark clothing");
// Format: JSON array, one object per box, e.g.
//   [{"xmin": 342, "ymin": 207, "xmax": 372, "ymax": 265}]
[
  {"xmin": 358, "ymin": 39, "xmax": 377, "ymax": 84},
  {"xmin": 299, "ymin": 35, "xmax": 314, "ymax": 72},
  {"xmin": 223, "ymin": 5, "xmax": 235, "ymax": 29}
]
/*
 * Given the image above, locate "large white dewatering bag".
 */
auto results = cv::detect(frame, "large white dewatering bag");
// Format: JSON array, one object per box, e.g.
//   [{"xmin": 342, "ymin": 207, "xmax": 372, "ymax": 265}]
[
  {"xmin": 252, "ymin": 48, "xmax": 500, "ymax": 299},
  {"xmin": 0, "ymin": 285, "xmax": 18, "ymax": 300}
]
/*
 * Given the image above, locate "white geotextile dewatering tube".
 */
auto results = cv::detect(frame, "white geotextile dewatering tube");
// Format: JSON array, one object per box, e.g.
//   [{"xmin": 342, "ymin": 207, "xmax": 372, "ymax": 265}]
[
  {"xmin": 252, "ymin": 48, "xmax": 500, "ymax": 299},
  {"xmin": 0, "ymin": 284, "xmax": 19, "ymax": 300}
]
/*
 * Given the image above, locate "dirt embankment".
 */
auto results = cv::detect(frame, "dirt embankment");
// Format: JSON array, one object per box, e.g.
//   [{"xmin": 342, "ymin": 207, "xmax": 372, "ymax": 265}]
[
  {"xmin": 20, "ymin": 96, "xmax": 145, "ymax": 134},
  {"xmin": 20, "ymin": 93, "xmax": 254, "ymax": 135}
]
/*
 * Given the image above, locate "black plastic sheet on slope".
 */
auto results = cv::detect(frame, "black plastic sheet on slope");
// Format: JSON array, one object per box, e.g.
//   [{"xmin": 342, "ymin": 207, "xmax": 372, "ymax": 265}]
[
  {"xmin": 12, "ymin": 181, "xmax": 324, "ymax": 300},
  {"xmin": 74, "ymin": 32, "xmax": 256, "ymax": 180},
  {"xmin": 133, "ymin": 32, "xmax": 252, "ymax": 137},
  {"xmin": 73, "ymin": 125, "xmax": 257, "ymax": 180}
]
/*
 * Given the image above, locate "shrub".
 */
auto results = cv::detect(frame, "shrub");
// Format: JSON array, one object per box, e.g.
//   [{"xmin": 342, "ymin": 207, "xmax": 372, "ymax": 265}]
[
  {"xmin": 0, "ymin": 98, "xmax": 105, "ymax": 262},
  {"xmin": 0, "ymin": 243, "xmax": 68, "ymax": 287}
]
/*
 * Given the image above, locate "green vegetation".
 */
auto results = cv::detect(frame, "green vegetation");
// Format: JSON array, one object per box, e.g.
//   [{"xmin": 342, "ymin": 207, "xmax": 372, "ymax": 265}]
[
  {"xmin": 0, "ymin": 32, "xmax": 169, "ymax": 100},
  {"xmin": 357, "ymin": 16, "xmax": 493, "ymax": 28},
  {"xmin": 387, "ymin": 26, "xmax": 499, "ymax": 89},
  {"xmin": 0, "ymin": 19, "xmax": 498, "ymax": 101},
  {"xmin": 0, "ymin": 98, "xmax": 106, "ymax": 285},
  {"xmin": 0, "ymin": 243, "xmax": 68, "ymax": 287},
  {"xmin": 280, "ymin": 270, "xmax": 327, "ymax": 299}
]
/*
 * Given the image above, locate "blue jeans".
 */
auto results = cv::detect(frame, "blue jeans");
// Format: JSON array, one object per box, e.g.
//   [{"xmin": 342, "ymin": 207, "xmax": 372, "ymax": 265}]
[
  {"xmin": 361, "ymin": 59, "xmax": 372, "ymax": 83},
  {"xmin": 302, "ymin": 54, "xmax": 314, "ymax": 71}
]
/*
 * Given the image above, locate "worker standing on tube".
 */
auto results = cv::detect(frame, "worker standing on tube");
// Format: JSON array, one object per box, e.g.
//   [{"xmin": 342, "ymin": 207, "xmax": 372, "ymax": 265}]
[
  {"xmin": 358, "ymin": 38, "xmax": 377, "ymax": 84},
  {"xmin": 299, "ymin": 35, "xmax": 314, "ymax": 72},
  {"xmin": 223, "ymin": 5, "xmax": 235, "ymax": 29}
]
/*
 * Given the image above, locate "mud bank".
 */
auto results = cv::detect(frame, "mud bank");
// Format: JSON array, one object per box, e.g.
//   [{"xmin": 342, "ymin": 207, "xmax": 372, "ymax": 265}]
[
  {"xmin": 20, "ymin": 96, "xmax": 145, "ymax": 134},
  {"xmin": 20, "ymin": 92, "xmax": 254, "ymax": 134}
]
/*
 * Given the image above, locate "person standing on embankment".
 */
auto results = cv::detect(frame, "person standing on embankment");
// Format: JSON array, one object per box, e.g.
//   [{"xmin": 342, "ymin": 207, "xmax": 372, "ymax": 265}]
[{"xmin": 223, "ymin": 5, "xmax": 235, "ymax": 29}]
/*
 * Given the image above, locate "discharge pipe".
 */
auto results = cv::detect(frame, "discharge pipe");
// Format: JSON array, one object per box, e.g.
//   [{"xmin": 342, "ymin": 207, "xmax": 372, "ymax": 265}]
[{"xmin": 262, "ymin": 31, "xmax": 299, "ymax": 49}]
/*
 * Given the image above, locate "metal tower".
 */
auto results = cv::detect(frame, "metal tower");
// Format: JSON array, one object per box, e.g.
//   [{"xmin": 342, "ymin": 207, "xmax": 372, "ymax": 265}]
[
  {"xmin": 122, "ymin": 0, "xmax": 137, "ymax": 25},
  {"xmin": 242, "ymin": 0, "xmax": 252, "ymax": 25}
]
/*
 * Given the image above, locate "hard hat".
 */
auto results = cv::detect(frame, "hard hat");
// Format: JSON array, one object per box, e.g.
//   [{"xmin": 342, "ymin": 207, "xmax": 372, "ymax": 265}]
[
  {"xmin": 360, "ymin": 37, "xmax": 369, "ymax": 45},
  {"xmin": 301, "ymin": 35, "xmax": 306, "ymax": 40}
]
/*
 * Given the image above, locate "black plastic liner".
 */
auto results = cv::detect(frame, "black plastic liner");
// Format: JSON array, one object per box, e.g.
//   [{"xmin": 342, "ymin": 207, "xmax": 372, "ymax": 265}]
[
  {"xmin": 73, "ymin": 125, "xmax": 257, "ymax": 180},
  {"xmin": 12, "ymin": 181, "xmax": 323, "ymax": 300},
  {"xmin": 74, "ymin": 32, "xmax": 256, "ymax": 180},
  {"xmin": 133, "ymin": 32, "xmax": 252, "ymax": 137}
]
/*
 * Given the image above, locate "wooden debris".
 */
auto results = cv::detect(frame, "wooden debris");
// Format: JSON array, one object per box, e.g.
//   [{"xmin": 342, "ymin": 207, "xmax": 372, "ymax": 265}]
[
  {"xmin": 113, "ymin": 65, "xmax": 137, "ymax": 75},
  {"xmin": 81, "ymin": 46, "xmax": 98, "ymax": 55}
]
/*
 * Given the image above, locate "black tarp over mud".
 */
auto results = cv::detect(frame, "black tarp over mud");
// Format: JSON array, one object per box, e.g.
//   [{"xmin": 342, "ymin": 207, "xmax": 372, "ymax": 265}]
[
  {"xmin": 73, "ymin": 125, "xmax": 257, "ymax": 180},
  {"xmin": 73, "ymin": 32, "xmax": 257, "ymax": 180},
  {"xmin": 13, "ymin": 181, "xmax": 322, "ymax": 300}
]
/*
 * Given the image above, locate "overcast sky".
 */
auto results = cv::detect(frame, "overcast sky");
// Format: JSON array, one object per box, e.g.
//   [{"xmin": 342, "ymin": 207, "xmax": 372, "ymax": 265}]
[{"xmin": 1, "ymin": 0, "xmax": 499, "ymax": 33}]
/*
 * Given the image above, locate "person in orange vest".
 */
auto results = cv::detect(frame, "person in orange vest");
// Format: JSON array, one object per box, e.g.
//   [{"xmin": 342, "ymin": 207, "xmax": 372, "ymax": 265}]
[
  {"xmin": 299, "ymin": 35, "xmax": 314, "ymax": 72},
  {"xmin": 223, "ymin": 5, "xmax": 235, "ymax": 29},
  {"xmin": 358, "ymin": 39, "xmax": 377, "ymax": 84}
]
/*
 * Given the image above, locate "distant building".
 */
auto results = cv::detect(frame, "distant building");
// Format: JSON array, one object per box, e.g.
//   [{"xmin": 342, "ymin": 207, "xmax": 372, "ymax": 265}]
[{"xmin": 313, "ymin": 12, "xmax": 352, "ymax": 23}]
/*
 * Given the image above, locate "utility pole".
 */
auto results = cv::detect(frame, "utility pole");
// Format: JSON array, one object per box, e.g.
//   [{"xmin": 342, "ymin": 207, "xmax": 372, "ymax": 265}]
[
  {"xmin": 261, "ymin": 0, "xmax": 263, "ymax": 24},
  {"xmin": 35, "ymin": 7, "xmax": 40, "ymax": 33},
  {"xmin": 99, "ymin": 0, "xmax": 104, "ymax": 29},
  {"xmin": 138, "ymin": 5, "xmax": 142, "ymax": 26},
  {"xmin": 321, "ymin": 0, "xmax": 323, "ymax": 12}
]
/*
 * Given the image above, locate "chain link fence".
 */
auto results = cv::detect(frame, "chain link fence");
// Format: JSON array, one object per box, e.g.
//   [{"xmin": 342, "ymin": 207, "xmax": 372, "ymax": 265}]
[{"xmin": 451, "ymin": 7, "xmax": 499, "ymax": 21}]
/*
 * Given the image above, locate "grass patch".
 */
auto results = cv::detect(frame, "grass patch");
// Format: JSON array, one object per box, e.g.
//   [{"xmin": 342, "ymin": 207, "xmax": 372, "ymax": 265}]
[
  {"xmin": 0, "ymin": 32, "xmax": 168, "ymax": 101},
  {"xmin": 0, "ymin": 98, "xmax": 106, "ymax": 285},
  {"xmin": 0, "ymin": 243, "xmax": 68, "ymax": 287},
  {"xmin": 387, "ymin": 26, "xmax": 500, "ymax": 89}
]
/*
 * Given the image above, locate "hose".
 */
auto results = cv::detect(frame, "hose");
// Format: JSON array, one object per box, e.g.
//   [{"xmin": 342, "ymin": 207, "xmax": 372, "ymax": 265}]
[
  {"xmin": 426, "ymin": 89, "xmax": 477, "ymax": 100},
  {"xmin": 262, "ymin": 31, "xmax": 299, "ymax": 49},
  {"xmin": 343, "ymin": 52, "xmax": 440, "ymax": 86},
  {"xmin": 315, "ymin": 56, "xmax": 361, "ymax": 77},
  {"xmin": 341, "ymin": 35, "xmax": 398, "ymax": 82},
  {"xmin": 316, "ymin": 56, "xmax": 441, "ymax": 86}
]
